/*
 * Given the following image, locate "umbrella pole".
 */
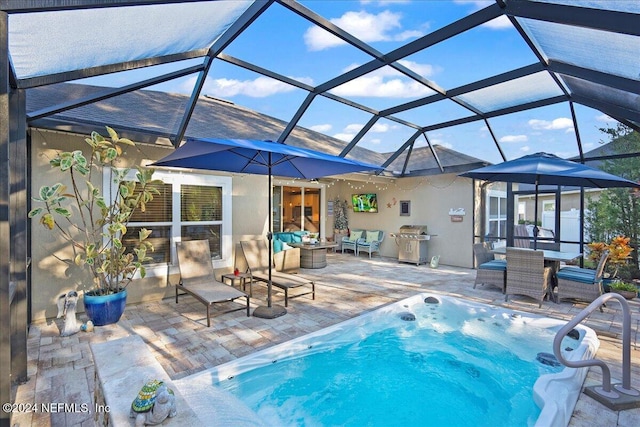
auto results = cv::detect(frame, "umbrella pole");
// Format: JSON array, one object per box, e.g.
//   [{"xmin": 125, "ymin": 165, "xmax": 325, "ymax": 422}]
[
  {"xmin": 533, "ymin": 178, "xmax": 539, "ymax": 250},
  {"xmin": 253, "ymin": 155, "xmax": 287, "ymax": 319}
]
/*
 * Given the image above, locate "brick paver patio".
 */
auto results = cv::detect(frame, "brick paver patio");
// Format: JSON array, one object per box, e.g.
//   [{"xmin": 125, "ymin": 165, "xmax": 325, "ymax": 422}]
[{"xmin": 10, "ymin": 253, "xmax": 640, "ymax": 426}]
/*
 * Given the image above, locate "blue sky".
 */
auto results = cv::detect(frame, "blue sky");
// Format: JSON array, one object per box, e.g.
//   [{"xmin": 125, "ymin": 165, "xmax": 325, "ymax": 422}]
[{"xmin": 82, "ymin": 0, "xmax": 617, "ymax": 165}]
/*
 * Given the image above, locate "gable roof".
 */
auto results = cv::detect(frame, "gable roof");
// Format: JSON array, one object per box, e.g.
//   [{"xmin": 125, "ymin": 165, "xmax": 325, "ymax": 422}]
[{"xmin": 27, "ymin": 82, "xmax": 487, "ymax": 176}]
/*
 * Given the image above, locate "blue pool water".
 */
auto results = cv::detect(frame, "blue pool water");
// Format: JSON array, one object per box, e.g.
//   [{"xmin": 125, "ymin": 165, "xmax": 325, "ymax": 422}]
[{"xmin": 186, "ymin": 295, "xmax": 598, "ymax": 427}]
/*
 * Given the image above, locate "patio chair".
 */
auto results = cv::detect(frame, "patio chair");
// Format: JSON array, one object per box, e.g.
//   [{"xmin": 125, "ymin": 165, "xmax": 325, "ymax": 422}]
[
  {"xmin": 341, "ymin": 229, "xmax": 363, "ymax": 255},
  {"xmin": 556, "ymin": 250, "xmax": 609, "ymax": 308},
  {"xmin": 239, "ymin": 240, "xmax": 315, "ymax": 307},
  {"xmin": 513, "ymin": 224, "xmax": 530, "ymax": 248},
  {"xmin": 356, "ymin": 230, "xmax": 384, "ymax": 258},
  {"xmin": 505, "ymin": 247, "xmax": 552, "ymax": 308},
  {"xmin": 175, "ymin": 240, "xmax": 250, "ymax": 327},
  {"xmin": 473, "ymin": 242, "xmax": 507, "ymax": 293}
]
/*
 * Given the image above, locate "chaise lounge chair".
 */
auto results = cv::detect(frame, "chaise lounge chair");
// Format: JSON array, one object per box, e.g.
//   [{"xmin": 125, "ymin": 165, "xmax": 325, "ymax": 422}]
[
  {"xmin": 175, "ymin": 240, "xmax": 250, "ymax": 327},
  {"xmin": 240, "ymin": 240, "xmax": 315, "ymax": 307}
]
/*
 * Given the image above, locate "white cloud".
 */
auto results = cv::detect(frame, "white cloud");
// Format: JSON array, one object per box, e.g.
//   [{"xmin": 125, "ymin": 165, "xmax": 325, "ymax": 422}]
[
  {"xmin": 199, "ymin": 75, "xmax": 313, "ymax": 98},
  {"xmin": 482, "ymin": 15, "xmax": 512, "ymax": 30},
  {"xmin": 332, "ymin": 121, "xmax": 390, "ymax": 141},
  {"xmin": 304, "ymin": 10, "xmax": 422, "ymax": 51},
  {"xmin": 361, "ymin": 0, "xmax": 411, "ymax": 5},
  {"xmin": 397, "ymin": 59, "xmax": 437, "ymax": 77},
  {"xmin": 330, "ymin": 59, "xmax": 437, "ymax": 98},
  {"xmin": 310, "ymin": 124, "xmax": 333, "ymax": 133},
  {"xmin": 520, "ymin": 145, "xmax": 531, "ymax": 152},
  {"xmin": 528, "ymin": 118, "xmax": 573, "ymax": 131},
  {"xmin": 596, "ymin": 114, "xmax": 614, "ymax": 122},
  {"xmin": 333, "ymin": 132, "xmax": 355, "ymax": 142},
  {"xmin": 371, "ymin": 123, "xmax": 390, "ymax": 133},
  {"xmin": 453, "ymin": 0, "xmax": 493, "ymax": 7},
  {"xmin": 330, "ymin": 71, "xmax": 434, "ymax": 98},
  {"xmin": 344, "ymin": 123, "xmax": 364, "ymax": 133},
  {"xmin": 451, "ymin": 1, "xmax": 511, "ymax": 30},
  {"xmin": 500, "ymin": 135, "xmax": 528, "ymax": 143}
]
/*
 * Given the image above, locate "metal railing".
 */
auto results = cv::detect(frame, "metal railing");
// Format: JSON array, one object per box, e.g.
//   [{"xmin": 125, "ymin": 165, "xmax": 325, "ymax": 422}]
[{"xmin": 553, "ymin": 293, "xmax": 639, "ymax": 400}]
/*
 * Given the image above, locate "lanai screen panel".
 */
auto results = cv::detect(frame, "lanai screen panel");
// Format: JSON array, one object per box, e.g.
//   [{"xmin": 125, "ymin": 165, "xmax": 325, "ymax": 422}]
[
  {"xmin": 8, "ymin": 1, "xmax": 253, "ymax": 80},
  {"xmin": 517, "ymin": 18, "xmax": 640, "ymax": 82},
  {"xmin": 455, "ymin": 72, "xmax": 563, "ymax": 113}
]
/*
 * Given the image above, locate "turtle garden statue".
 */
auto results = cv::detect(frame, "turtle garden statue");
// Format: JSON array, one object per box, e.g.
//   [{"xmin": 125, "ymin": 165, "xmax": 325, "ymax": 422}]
[{"xmin": 130, "ymin": 379, "xmax": 177, "ymax": 426}]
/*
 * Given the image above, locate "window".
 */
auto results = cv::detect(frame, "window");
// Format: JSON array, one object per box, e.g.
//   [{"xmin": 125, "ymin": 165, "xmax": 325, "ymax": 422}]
[
  {"xmin": 112, "ymin": 170, "xmax": 232, "ymax": 272},
  {"xmin": 487, "ymin": 190, "xmax": 507, "ymax": 240}
]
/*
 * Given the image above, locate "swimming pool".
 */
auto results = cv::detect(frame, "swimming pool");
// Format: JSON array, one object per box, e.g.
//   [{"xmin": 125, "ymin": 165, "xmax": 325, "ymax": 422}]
[{"xmin": 175, "ymin": 294, "xmax": 599, "ymax": 427}]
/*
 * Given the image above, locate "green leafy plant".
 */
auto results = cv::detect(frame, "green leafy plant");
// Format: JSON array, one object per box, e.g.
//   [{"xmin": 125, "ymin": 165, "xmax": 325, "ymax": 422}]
[
  {"xmin": 609, "ymin": 279, "xmax": 637, "ymax": 293},
  {"xmin": 28, "ymin": 127, "xmax": 161, "ymax": 295}
]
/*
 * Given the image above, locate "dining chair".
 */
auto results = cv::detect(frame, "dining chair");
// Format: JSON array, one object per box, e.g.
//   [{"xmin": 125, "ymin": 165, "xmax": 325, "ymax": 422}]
[
  {"xmin": 505, "ymin": 247, "xmax": 552, "ymax": 307},
  {"xmin": 473, "ymin": 243, "xmax": 507, "ymax": 293},
  {"xmin": 556, "ymin": 250, "xmax": 609, "ymax": 307}
]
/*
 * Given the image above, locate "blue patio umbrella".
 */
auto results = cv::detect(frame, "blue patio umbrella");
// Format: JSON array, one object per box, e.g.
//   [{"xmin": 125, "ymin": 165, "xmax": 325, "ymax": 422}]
[
  {"xmin": 153, "ymin": 137, "xmax": 382, "ymax": 318},
  {"xmin": 460, "ymin": 152, "xmax": 640, "ymax": 249}
]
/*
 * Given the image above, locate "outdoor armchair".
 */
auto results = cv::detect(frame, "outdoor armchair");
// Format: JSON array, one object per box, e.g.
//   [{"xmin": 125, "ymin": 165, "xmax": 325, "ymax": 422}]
[
  {"xmin": 505, "ymin": 247, "xmax": 552, "ymax": 308},
  {"xmin": 473, "ymin": 242, "xmax": 507, "ymax": 293},
  {"xmin": 175, "ymin": 240, "xmax": 250, "ymax": 327},
  {"xmin": 356, "ymin": 230, "xmax": 384, "ymax": 258},
  {"xmin": 556, "ymin": 250, "xmax": 609, "ymax": 308},
  {"xmin": 341, "ymin": 229, "xmax": 363, "ymax": 255}
]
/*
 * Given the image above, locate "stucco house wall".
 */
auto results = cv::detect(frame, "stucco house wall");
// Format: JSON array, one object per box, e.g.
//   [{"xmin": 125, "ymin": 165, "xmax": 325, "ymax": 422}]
[
  {"xmin": 327, "ymin": 175, "xmax": 474, "ymax": 269},
  {"xmin": 30, "ymin": 129, "xmax": 475, "ymax": 321},
  {"xmin": 31, "ymin": 129, "xmax": 275, "ymax": 320}
]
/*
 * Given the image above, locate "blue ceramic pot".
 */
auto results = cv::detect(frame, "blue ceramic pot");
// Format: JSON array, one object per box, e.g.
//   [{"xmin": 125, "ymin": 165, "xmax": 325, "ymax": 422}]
[{"xmin": 83, "ymin": 289, "xmax": 127, "ymax": 326}]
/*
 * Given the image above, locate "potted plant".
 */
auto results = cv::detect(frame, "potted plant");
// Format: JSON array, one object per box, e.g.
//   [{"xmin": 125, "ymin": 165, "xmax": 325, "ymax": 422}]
[
  {"xmin": 609, "ymin": 279, "xmax": 638, "ymax": 300},
  {"xmin": 28, "ymin": 127, "xmax": 160, "ymax": 325},
  {"xmin": 587, "ymin": 235, "xmax": 634, "ymax": 289}
]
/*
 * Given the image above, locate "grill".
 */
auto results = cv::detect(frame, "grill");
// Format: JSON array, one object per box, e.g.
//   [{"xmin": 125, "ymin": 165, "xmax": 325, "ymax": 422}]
[{"xmin": 390, "ymin": 225, "xmax": 431, "ymax": 265}]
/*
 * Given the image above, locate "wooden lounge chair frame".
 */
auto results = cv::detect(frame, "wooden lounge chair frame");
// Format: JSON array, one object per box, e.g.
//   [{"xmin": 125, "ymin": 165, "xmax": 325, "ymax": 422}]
[
  {"xmin": 175, "ymin": 240, "xmax": 250, "ymax": 327},
  {"xmin": 240, "ymin": 240, "xmax": 315, "ymax": 307}
]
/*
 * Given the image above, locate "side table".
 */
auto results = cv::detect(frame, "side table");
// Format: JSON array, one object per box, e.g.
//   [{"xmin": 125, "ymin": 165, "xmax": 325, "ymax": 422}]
[{"xmin": 221, "ymin": 272, "xmax": 253, "ymax": 296}]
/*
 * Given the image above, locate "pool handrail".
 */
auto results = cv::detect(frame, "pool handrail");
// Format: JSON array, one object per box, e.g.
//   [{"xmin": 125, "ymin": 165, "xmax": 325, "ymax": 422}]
[{"xmin": 552, "ymin": 292, "xmax": 640, "ymax": 401}]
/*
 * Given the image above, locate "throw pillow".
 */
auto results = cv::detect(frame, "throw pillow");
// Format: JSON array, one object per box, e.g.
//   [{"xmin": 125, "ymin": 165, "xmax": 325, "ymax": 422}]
[
  {"xmin": 273, "ymin": 238, "xmax": 283, "ymax": 253},
  {"xmin": 349, "ymin": 230, "xmax": 362, "ymax": 242},
  {"xmin": 366, "ymin": 231, "xmax": 379, "ymax": 243}
]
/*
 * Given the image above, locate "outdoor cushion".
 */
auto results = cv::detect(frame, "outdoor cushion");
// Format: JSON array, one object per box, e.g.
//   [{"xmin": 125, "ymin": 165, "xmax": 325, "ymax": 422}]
[
  {"xmin": 556, "ymin": 268, "xmax": 597, "ymax": 284},
  {"xmin": 273, "ymin": 231, "xmax": 308, "ymax": 244},
  {"xmin": 478, "ymin": 260, "xmax": 507, "ymax": 271},
  {"xmin": 366, "ymin": 230, "xmax": 380, "ymax": 243},
  {"xmin": 273, "ymin": 238, "xmax": 283, "ymax": 253},
  {"xmin": 349, "ymin": 230, "xmax": 363, "ymax": 242}
]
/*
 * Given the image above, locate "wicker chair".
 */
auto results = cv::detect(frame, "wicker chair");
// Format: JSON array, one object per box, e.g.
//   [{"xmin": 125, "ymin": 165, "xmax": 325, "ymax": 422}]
[
  {"xmin": 356, "ymin": 230, "xmax": 384, "ymax": 258},
  {"xmin": 473, "ymin": 243, "xmax": 507, "ymax": 293},
  {"xmin": 556, "ymin": 250, "xmax": 609, "ymax": 307},
  {"xmin": 505, "ymin": 247, "xmax": 552, "ymax": 308},
  {"xmin": 341, "ymin": 229, "xmax": 363, "ymax": 255}
]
